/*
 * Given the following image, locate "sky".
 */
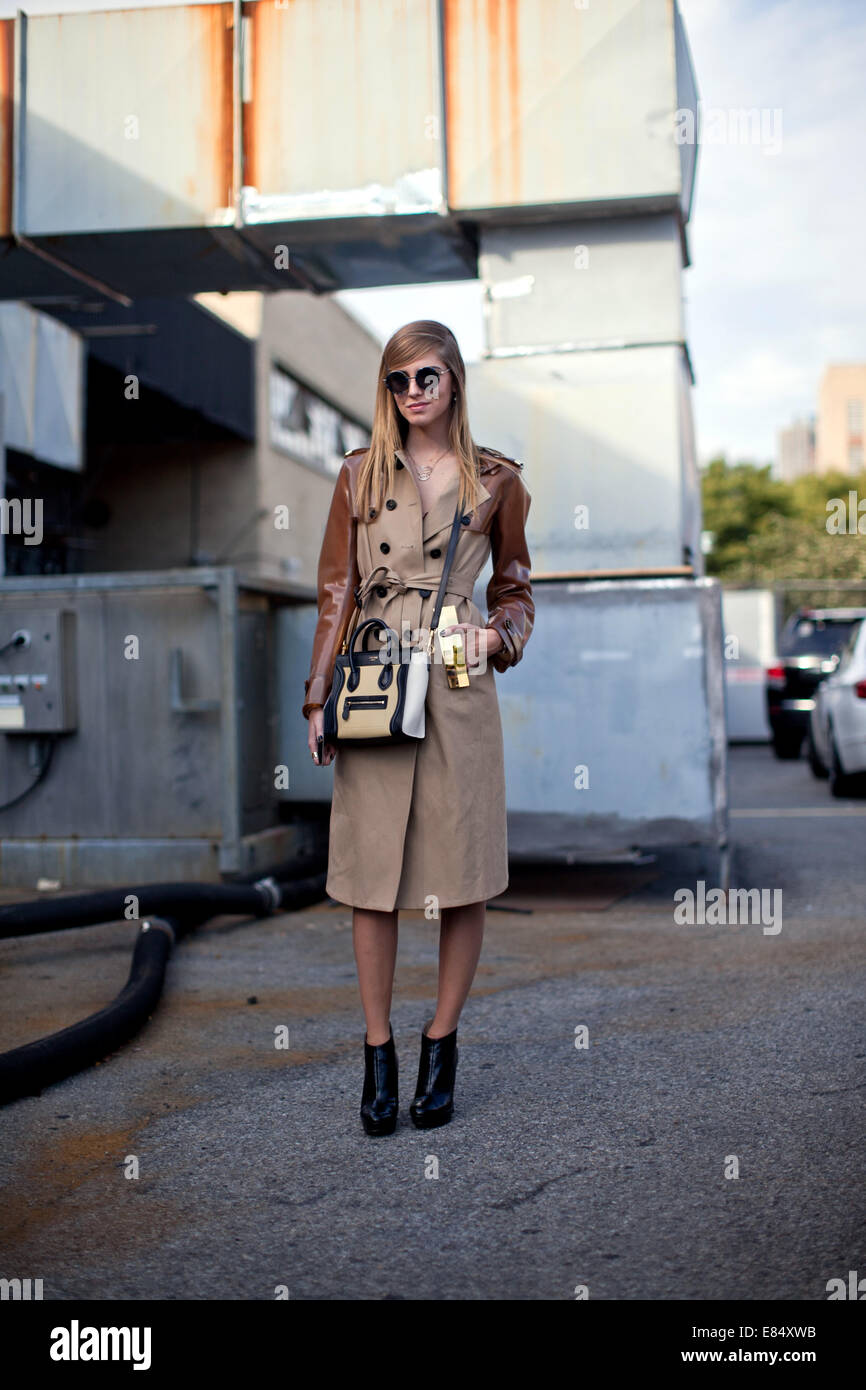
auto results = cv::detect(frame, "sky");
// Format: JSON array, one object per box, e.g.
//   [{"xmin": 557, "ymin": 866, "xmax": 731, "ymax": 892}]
[{"xmin": 4, "ymin": 0, "xmax": 864, "ymax": 469}]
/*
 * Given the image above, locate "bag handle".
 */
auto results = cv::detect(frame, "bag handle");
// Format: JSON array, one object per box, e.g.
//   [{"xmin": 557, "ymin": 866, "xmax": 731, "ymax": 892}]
[{"xmin": 345, "ymin": 617, "xmax": 399, "ymax": 683}]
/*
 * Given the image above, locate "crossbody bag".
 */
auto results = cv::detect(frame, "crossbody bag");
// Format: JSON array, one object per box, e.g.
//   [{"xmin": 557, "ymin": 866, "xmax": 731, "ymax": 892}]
[{"xmin": 322, "ymin": 499, "xmax": 466, "ymax": 746}]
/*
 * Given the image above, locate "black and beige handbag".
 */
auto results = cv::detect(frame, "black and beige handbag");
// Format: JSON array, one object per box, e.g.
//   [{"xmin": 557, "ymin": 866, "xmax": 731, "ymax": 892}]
[{"xmin": 322, "ymin": 500, "xmax": 465, "ymax": 746}]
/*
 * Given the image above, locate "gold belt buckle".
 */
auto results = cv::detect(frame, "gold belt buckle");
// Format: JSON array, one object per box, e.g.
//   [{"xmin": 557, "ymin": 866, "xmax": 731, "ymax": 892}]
[{"xmin": 437, "ymin": 603, "xmax": 470, "ymax": 688}]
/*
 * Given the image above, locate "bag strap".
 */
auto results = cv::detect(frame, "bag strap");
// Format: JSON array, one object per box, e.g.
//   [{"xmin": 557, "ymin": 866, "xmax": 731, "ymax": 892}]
[
  {"xmin": 430, "ymin": 498, "xmax": 466, "ymax": 633},
  {"xmin": 340, "ymin": 590, "xmax": 363, "ymax": 655}
]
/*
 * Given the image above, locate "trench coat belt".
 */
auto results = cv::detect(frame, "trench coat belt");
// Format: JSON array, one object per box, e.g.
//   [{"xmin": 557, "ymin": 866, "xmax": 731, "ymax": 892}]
[{"xmin": 354, "ymin": 565, "xmax": 477, "ymax": 642}]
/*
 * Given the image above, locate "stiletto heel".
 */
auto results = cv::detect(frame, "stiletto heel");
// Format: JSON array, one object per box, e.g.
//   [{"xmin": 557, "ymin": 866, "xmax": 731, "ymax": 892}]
[
  {"xmin": 360, "ymin": 1022, "xmax": 398, "ymax": 1136},
  {"xmin": 409, "ymin": 1022, "xmax": 458, "ymax": 1129}
]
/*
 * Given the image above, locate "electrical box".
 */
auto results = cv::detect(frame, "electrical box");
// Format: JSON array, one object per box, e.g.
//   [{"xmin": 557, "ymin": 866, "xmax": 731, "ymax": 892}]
[{"xmin": 0, "ymin": 610, "xmax": 77, "ymax": 733}]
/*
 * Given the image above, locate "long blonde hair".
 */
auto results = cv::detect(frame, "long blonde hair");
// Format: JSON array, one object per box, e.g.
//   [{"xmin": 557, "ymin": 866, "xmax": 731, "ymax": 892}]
[{"xmin": 353, "ymin": 320, "xmax": 487, "ymax": 522}]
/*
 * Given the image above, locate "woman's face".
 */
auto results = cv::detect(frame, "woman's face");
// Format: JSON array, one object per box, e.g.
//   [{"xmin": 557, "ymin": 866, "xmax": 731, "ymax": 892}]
[{"xmin": 388, "ymin": 353, "xmax": 453, "ymax": 430}]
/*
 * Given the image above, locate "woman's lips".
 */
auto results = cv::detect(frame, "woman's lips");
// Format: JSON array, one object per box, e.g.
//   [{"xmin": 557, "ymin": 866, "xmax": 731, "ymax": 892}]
[{"xmin": 408, "ymin": 402, "xmax": 428, "ymax": 410}]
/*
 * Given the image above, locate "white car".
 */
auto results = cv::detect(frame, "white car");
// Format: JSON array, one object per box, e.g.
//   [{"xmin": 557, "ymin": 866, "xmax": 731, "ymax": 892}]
[{"xmin": 809, "ymin": 618, "xmax": 866, "ymax": 795}]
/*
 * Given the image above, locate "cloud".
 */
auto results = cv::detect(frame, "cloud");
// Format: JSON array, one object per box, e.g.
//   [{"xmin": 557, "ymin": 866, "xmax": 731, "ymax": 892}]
[{"xmin": 679, "ymin": 0, "xmax": 866, "ymax": 463}]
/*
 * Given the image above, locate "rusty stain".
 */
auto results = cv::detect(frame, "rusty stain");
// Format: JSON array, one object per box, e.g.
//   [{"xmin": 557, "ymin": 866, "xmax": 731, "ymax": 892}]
[
  {"xmin": 0, "ymin": 1085, "xmax": 212, "ymax": 1265},
  {"xmin": 444, "ymin": 0, "xmax": 523, "ymax": 210},
  {"xmin": 14, "ymin": 6, "xmax": 235, "ymax": 227},
  {"xmin": 188, "ymin": 3, "xmax": 235, "ymax": 212},
  {"xmin": 0, "ymin": 20, "xmax": 12, "ymax": 237},
  {"xmin": 219, "ymin": 2, "xmax": 235, "ymax": 208},
  {"xmin": 242, "ymin": 1, "xmax": 258, "ymax": 193}
]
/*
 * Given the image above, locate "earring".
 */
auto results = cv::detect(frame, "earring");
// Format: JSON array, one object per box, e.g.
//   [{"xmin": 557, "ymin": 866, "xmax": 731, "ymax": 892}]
[{"xmin": 451, "ymin": 393, "xmax": 457, "ymax": 404}]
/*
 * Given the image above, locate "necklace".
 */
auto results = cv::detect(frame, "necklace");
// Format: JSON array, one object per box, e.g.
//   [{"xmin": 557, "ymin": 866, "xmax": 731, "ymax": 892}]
[{"xmin": 405, "ymin": 444, "xmax": 452, "ymax": 481}]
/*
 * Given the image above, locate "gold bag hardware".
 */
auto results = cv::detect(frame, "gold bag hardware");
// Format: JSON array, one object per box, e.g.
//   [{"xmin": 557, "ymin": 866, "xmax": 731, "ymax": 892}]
[{"xmin": 437, "ymin": 603, "xmax": 470, "ymax": 688}]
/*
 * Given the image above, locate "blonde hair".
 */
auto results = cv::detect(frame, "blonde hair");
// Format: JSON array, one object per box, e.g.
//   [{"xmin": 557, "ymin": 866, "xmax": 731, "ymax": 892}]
[{"xmin": 353, "ymin": 320, "xmax": 487, "ymax": 522}]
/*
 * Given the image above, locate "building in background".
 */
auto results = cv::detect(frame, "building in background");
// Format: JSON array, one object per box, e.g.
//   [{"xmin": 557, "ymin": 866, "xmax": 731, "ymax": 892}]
[
  {"xmin": 816, "ymin": 364, "xmax": 866, "ymax": 476},
  {"xmin": 775, "ymin": 416, "xmax": 815, "ymax": 482},
  {"xmin": 1, "ymin": 291, "xmax": 376, "ymax": 583}
]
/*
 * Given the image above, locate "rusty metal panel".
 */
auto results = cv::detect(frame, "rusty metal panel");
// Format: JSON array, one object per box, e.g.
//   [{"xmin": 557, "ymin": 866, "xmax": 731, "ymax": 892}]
[
  {"xmin": 0, "ymin": 20, "xmax": 12, "ymax": 237},
  {"xmin": 242, "ymin": 0, "xmax": 445, "ymax": 222},
  {"xmin": 444, "ymin": 0, "xmax": 683, "ymax": 214},
  {"xmin": 18, "ymin": 5, "xmax": 234, "ymax": 235}
]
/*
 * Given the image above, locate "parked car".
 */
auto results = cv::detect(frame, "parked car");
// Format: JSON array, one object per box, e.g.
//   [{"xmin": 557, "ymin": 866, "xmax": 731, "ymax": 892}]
[
  {"xmin": 765, "ymin": 608, "xmax": 866, "ymax": 759},
  {"xmin": 808, "ymin": 617, "xmax": 866, "ymax": 795}
]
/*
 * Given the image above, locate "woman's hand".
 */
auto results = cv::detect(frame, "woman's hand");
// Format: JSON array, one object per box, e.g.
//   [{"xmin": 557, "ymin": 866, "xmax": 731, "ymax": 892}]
[
  {"xmin": 307, "ymin": 706, "xmax": 336, "ymax": 766},
  {"xmin": 439, "ymin": 624, "xmax": 504, "ymax": 669}
]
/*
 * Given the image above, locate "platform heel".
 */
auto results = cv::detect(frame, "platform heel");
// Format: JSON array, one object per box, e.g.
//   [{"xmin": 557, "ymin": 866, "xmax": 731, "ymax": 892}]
[
  {"xmin": 360, "ymin": 1023, "xmax": 399, "ymax": 1136},
  {"xmin": 409, "ymin": 1022, "xmax": 458, "ymax": 1129}
]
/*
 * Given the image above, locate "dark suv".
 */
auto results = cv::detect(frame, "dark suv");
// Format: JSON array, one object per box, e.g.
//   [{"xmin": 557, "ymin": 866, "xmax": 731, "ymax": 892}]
[{"xmin": 766, "ymin": 608, "xmax": 866, "ymax": 758}]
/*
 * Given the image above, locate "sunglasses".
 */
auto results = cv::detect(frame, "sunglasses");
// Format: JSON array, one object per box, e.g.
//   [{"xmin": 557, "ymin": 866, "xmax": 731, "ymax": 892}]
[{"xmin": 383, "ymin": 366, "xmax": 451, "ymax": 398}]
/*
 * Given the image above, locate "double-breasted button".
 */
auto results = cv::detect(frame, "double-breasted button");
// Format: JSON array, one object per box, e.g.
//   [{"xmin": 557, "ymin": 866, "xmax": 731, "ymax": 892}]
[
  {"xmin": 386, "ymin": 499, "xmax": 397, "ymax": 510},
  {"xmin": 380, "ymin": 542, "xmax": 390, "ymax": 553},
  {"xmin": 430, "ymin": 548, "xmax": 441, "ymax": 558},
  {"xmin": 376, "ymin": 585, "xmax": 387, "ymax": 597},
  {"xmin": 369, "ymin": 507, "xmax": 376, "ymax": 517},
  {"xmin": 461, "ymin": 514, "xmax": 471, "ymax": 525}
]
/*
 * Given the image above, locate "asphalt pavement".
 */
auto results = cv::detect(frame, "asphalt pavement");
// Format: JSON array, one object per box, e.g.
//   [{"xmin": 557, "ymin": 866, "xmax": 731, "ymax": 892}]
[{"xmin": 0, "ymin": 743, "xmax": 863, "ymax": 1300}]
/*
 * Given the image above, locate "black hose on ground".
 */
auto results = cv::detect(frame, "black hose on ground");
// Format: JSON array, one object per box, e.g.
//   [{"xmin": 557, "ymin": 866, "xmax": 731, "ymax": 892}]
[
  {"xmin": 0, "ymin": 873, "xmax": 327, "ymax": 939},
  {"xmin": 0, "ymin": 916, "xmax": 178, "ymax": 1106},
  {"xmin": 0, "ymin": 869, "xmax": 328, "ymax": 1106}
]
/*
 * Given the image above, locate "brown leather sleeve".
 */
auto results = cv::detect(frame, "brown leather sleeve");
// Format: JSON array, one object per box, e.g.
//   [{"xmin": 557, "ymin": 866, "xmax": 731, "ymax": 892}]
[
  {"xmin": 485, "ymin": 469, "xmax": 534, "ymax": 673},
  {"xmin": 302, "ymin": 462, "xmax": 361, "ymax": 720}
]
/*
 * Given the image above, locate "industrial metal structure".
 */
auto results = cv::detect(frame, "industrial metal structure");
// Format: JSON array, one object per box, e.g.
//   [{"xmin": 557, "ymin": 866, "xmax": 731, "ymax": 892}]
[
  {"xmin": 1, "ymin": 0, "xmax": 728, "ymax": 888},
  {"xmin": 721, "ymin": 589, "xmax": 775, "ymax": 743},
  {"xmin": 0, "ymin": 568, "xmax": 320, "ymax": 883}
]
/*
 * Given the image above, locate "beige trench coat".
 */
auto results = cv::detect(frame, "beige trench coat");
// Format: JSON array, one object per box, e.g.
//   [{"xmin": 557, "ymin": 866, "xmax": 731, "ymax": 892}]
[{"xmin": 303, "ymin": 445, "xmax": 534, "ymax": 912}]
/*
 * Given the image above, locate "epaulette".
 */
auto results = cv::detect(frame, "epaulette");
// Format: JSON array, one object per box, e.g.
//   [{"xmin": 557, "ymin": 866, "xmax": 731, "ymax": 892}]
[
  {"xmin": 477, "ymin": 445, "xmax": 523, "ymax": 471},
  {"xmin": 344, "ymin": 446, "xmax": 369, "ymax": 457}
]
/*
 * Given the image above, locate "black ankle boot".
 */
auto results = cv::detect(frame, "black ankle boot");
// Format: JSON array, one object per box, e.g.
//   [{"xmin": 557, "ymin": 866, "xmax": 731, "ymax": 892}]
[
  {"xmin": 360, "ymin": 1023, "xmax": 398, "ymax": 1136},
  {"xmin": 410, "ymin": 1023, "xmax": 458, "ymax": 1129}
]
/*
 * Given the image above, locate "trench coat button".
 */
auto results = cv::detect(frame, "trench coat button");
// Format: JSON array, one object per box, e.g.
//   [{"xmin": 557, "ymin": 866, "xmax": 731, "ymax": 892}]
[
  {"xmin": 376, "ymin": 585, "xmax": 388, "ymax": 597},
  {"xmin": 369, "ymin": 507, "xmax": 376, "ymax": 517},
  {"xmin": 430, "ymin": 548, "xmax": 441, "ymax": 558},
  {"xmin": 386, "ymin": 499, "xmax": 397, "ymax": 510},
  {"xmin": 380, "ymin": 542, "xmax": 390, "ymax": 553},
  {"xmin": 461, "ymin": 514, "xmax": 471, "ymax": 525}
]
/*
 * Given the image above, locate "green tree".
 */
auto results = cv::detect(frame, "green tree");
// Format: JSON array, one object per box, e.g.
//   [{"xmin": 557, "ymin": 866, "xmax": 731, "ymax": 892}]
[{"xmin": 701, "ymin": 457, "xmax": 866, "ymax": 613}]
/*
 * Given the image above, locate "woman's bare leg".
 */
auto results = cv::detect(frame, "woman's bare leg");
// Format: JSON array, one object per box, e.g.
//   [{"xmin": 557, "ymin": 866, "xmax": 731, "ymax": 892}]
[
  {"xmin": 426, "ymin": 900, "xmax": 486, "ymax": 1038},
  {"xmin": 353, "ymin": 907, "xmax": 399, "ymax": 1046}
]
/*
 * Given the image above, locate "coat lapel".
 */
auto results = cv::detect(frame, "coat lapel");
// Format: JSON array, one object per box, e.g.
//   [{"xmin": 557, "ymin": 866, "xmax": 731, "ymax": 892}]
[{"xmin": 395, "ymin": 449, "xmax": 492, "ymax": 543}]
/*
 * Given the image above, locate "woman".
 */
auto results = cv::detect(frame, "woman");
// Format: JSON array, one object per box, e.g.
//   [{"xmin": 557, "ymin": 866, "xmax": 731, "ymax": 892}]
[{"xmin": 303, "ymin": 320, "xmax": 533, "ymax": 1136}]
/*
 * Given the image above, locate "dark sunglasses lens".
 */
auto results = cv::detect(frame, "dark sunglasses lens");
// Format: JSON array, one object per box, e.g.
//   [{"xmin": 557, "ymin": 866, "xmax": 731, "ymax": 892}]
[
  {"xmin": 418, "ymin": 368, "xmax": 441, "ymax": 395},
  {"xmin": 385, "ymin": 371, "xmax": 410, "ymax": 395}
]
